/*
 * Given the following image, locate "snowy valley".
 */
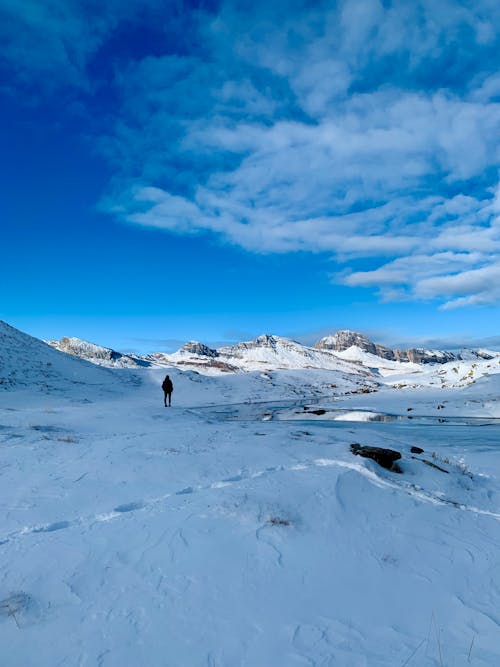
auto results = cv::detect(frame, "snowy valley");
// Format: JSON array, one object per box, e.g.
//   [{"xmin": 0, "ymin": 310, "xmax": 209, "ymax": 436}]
[{"xmin": 1, "ymin": 320, "xmax": 500, "ymax": 666}]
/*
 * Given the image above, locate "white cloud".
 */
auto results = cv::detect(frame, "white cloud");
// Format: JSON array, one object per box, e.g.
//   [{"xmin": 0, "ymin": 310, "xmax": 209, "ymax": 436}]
[
  {"xmin": 7, "ymin": 0, "xmax": 500, "ymax": 309},
  {"xmin": 417, "ymin": 263, "xmax": 500, "ymax": 304},
  {"xmin": 95, "ymin": 0, "xmax": 500, "ymax": 308}
]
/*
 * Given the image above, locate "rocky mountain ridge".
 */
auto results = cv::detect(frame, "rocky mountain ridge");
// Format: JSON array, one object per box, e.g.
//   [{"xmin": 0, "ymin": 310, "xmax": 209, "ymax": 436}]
[
  {"xmin": 167, "ymin": 334, "xmax": 373, "ymax": 376},
  {"xmin": 42, "ymin": 329, "xmax": 498, "ymax": 372},
  {"xmin": 47, "ymin": 337, "xmax": 150, "ymax": 368},
  {"xmin": 315, "ymin": 330, "xmax": 494, "ymax": 364},
  {"xmin": 3, "ymin": 320, "xmax": 500, "ymax": 393}
]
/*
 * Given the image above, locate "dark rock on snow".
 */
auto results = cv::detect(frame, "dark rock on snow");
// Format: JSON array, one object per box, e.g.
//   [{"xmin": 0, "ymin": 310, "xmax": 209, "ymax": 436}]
[
  {"xmin": 350, "ymin": 443, "xmax": 403, "ymax": 472},
  {"xmin": 410, "ymin": 446, "xmax": 425, "ymax": 454}
]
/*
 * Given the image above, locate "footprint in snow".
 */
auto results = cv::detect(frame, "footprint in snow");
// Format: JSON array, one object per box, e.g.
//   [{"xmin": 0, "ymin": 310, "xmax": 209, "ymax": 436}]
[
  {"xmin": 113, "ymin": 501, "xmax": 145, "ymax": 513},
  {"xmin": 176, "ymin": 487, "xmax": 194, "ymax": 495},
  {"xmin": 222, "ymin": 474, "xmax": 244, "ymax": 483},
  {"xmin": 33, "ymin": 520, "xmax": 70, "ymax": 533}
]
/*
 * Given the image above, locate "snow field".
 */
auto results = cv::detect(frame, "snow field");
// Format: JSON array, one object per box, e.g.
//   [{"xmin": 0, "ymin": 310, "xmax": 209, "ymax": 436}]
[
  {"xmin": 1, "ymin": 324, "xmax": 500, "ymax": 665},
  {"xmin": 0, "ymin": 367, "xmax": 499, "ymax": 665}
]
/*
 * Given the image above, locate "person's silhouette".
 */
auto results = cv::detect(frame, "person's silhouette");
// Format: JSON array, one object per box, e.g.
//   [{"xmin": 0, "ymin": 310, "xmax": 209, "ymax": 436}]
[{"xmin": 162, "ymin": 375, "xmax": 173, "ymax": 407}]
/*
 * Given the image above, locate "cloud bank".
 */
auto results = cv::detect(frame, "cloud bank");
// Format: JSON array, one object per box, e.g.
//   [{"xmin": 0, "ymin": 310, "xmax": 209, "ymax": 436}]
[{"xmin": 4, "ymin": 0, "xmax": 500, "ymax": 308}]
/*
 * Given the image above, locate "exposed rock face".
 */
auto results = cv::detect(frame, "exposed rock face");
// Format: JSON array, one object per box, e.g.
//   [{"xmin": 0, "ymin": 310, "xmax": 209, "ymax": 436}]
[
  {"xmin": 316, "ymin": 330, "xmax": 377, "ymax": 354},
  {"xmin": 458, "ymin": 348, "xmax": 495, "ymax": 361},
  {"xmin": 374, "ymin": 344, "xmax": 396, "ymax": 360},
  {"xmin": 227, "ymin": 334, "xmax": 286, "ymax": 352},
  {"xmin": 221, "ymin": 334, "xmax": 314, "ymax": 359},
  {"xmin": 180, "ymin": 341, "xmax": 219, "ymax": 357},
  {"xmin": 394, "ymin": 348, "xmax": 456, "ymax": 364},
  {"xmin": 53, "ymin": 337, "xmax": 120, "ymax": 362},
  {"xmin": 315, "ymin": 329, "xmax": 495, "ymax": 365},
  {"xmin": 393, "ymin": 349, "xmax": 408, "ymax": 362}
]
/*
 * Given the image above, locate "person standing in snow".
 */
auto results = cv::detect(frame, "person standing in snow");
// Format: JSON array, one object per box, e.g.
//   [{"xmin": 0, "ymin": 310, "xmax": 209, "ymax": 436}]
[{"xmin": 162, "ymin": 374, "xmax": 173, "ymax": 407}]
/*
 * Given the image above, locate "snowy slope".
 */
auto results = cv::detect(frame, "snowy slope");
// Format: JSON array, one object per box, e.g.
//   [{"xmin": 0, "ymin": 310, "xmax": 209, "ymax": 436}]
[
  {"xmin": 0, "ymin": 320, "xmax": 122, "ymax": 395},
  {"xmin": 1, "ymin": 322, "xmax": 500, "ymax": 665},
  {"xmin": 334, "ymin": 345, "xmax": 423, "ymax": 375},
  {"xmin": 219, "ymin": 334, "xmax": 357, "ymax": 370},
  {"xmin": 0, "ymin": 358, "xmax": 499, "ymax": 664},
  {"xmin": 389, "ymin": 356, "xmax": 500, "ymax": 389},
  {"xmin": 335, "ymin": 344, "xmax": 500, "ymax": 389}
]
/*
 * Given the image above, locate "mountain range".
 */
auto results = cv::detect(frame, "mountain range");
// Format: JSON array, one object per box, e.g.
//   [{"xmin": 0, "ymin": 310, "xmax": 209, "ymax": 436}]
[{"xmin": 46, "ymin": 328, "xmax": 497, "ymax": 372}]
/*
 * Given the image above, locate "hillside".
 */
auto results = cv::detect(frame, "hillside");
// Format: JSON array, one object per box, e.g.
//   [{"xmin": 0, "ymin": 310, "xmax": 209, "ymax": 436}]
[{"xmin": 0, "ymin": 320, "xmax": 124, "ymax": 396}]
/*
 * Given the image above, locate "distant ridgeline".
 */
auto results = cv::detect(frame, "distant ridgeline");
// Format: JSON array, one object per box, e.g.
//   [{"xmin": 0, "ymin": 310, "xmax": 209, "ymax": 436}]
[
  {"xmin": 174, "ymin": 331, "xmax": 494, "ymax": 365},
  {"xmin": 314, "ymin": 330, "xmax": 494, "ymax": 364},
  {"xmin": 47, "ymin": 337, "xmax": 151, "ymax": 368},
  {"xmin": 47, "ymin": 329, "xmax": 496, "ymax": 369}
]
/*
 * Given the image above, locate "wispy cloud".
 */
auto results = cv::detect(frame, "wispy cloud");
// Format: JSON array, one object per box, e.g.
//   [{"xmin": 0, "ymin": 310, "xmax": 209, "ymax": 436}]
[{"xmin": 0, "ymin": 0, "xmax": 176, "ymax": 90}]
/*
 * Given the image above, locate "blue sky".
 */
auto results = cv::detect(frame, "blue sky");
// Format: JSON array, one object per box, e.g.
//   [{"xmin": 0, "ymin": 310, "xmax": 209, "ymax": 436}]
[{"xmin": 1, "ymin": 0, "xmax": 500, "ymax": 352}]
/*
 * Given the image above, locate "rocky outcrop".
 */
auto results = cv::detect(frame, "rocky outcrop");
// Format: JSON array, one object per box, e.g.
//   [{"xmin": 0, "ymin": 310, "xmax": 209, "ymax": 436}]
[
  {"xmin": 180, "ymin": 341, "xmax": 219, "ymax": 357},
  {"xmin": 316, "ymin": 332, "xmax": 401, "ymax": 360},
  {"xmin": 316, "ymin": 330, "xmax": 378, "ymax": 355},
  {"xmin": 458, "ymin": 348, "xmax": 495, "ymax": 361},
  {"xmin": 221, "ymin": 334, "xmax": 315, "ymax": 359},
  {"xmin": 315, "ymin": 330, "xmax": 496, "ymax": 365},
  {"xmin": 350, "ymin": 443, "xmax": 402, "ymax": 472},
  {"xmin": 374, "ymin": 344, "xmax": 396, "ymax": 360},
  {"xmin": 393, "ymin": 349, "xmax": 408, "ymax": 362},
  {"xmin": 225, "ymin": 334, "xmax": 290, "ymax": 352},
  {"xmin": 393, "ymin": 348, "xmax": 456, "ymax": 364},
  {"xmin": 53, "ymin": 337, "xmax": 120, "ymax": 362}
]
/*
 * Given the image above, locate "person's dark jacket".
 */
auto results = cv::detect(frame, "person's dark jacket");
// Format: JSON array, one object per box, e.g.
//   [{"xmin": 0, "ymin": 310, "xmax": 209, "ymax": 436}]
[{"xmin": 162, "ymin": 377, "xmax": 173, "ymax": 393}]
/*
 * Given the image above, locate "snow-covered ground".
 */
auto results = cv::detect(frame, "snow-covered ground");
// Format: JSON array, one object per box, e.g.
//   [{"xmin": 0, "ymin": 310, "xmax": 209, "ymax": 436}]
[{"xmin": 1, "ymin": 322, "xmax": 500, "ymax": 665}]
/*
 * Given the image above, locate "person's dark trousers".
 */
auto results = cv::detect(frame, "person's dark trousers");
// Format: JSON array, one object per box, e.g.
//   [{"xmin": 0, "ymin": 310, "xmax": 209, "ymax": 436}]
[{"xmin": 164, "ymin": 392, "xmax": 172, "ymax": 407}]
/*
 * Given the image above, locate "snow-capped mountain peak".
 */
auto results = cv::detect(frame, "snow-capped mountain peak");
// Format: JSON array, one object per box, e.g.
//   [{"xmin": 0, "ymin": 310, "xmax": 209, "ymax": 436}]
[
  {"xmin": 47, "ymin": 336, "xmax": 149, "ymax": 368},
  {"xmin": 315, "ymin": 330, "xmax": 499, "ymax": 365},
  {"xmin": 178, "ymin": 341, "xmax": 219, "ymax": 357},
  {"xmin": 316, "ymin": 330, "xmax": 377, "ymax": 354}
]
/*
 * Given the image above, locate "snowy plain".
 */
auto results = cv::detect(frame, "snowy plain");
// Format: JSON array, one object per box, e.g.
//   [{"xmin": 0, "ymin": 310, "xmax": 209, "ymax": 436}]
[{"xmin": 1, "ymin": 321, "xmax": 500, "ymax": 666}]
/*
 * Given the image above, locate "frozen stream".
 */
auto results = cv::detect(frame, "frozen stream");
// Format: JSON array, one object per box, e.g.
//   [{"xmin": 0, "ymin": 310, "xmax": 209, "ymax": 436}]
[
  {"xmin": 194, "ymin": 398, "xmax": 500, "ymax": 425},
  {"xmin": 193, "ymin": 399, "xmax": 500, "ymax": 457}
]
